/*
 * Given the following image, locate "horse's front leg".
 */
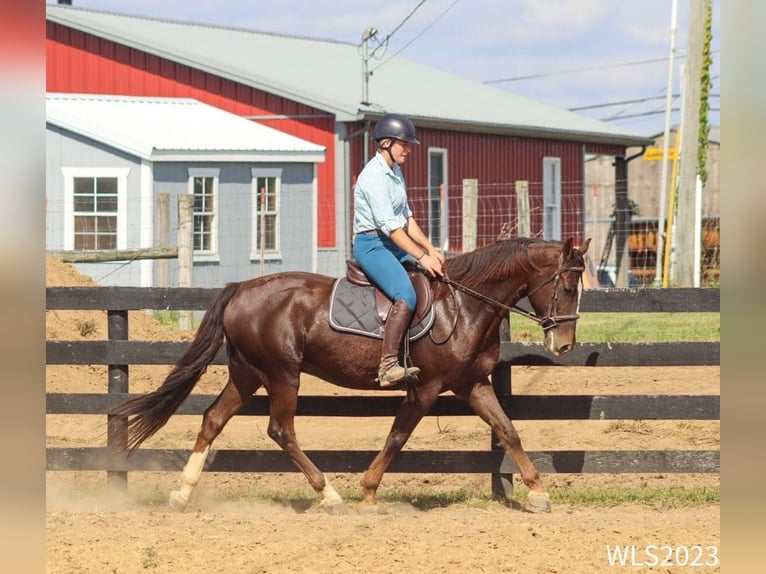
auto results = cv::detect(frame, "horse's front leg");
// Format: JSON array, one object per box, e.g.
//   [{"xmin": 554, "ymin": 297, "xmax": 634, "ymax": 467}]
[
  {"xmin": 359, "ymin": 383, "xmax": 440, "ymax": 513},
  {"xmin": 455, "ymin": 379, "xmax": 551, "ymax": 512}
]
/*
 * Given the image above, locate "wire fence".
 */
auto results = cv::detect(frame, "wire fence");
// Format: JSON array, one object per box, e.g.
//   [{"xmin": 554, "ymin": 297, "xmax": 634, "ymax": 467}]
[{"xmin": 46, "ymin": 177, "xmax": 720, "ymax": 288}]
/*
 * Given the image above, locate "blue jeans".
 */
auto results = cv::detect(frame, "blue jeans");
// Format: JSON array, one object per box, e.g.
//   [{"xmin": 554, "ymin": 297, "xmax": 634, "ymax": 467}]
[{"xmin": 353, "ymin": 233, "xmax": 417, "ymax": 311}]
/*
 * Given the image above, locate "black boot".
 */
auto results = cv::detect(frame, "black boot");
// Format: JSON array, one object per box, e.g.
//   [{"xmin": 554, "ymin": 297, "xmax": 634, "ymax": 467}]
[{"xmin": 377, "ymin": 299, "xmax": 420, "ymax": 389}]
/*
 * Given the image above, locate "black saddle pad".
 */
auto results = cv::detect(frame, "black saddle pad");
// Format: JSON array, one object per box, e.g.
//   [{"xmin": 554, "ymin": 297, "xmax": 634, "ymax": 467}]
[{"xmin": 328, "ymin": 278, "xmax": 434, "ymax": 341}]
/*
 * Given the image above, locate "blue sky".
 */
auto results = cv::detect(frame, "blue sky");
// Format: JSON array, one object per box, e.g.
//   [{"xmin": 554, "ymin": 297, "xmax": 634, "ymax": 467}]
[{"xmin": 47, "ymin": 0, "xmax": 721, "ymax": 137}]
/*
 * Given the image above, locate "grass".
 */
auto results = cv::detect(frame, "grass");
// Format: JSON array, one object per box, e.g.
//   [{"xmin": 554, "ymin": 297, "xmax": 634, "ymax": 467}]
[
  {"xmin": 510, "ymin": 312, "xmax": 720, "ymax": 343},
  {"xmin": 545, "ymin": 485, "xmax": 720, "ymax": 508},
  {"xmin": 139, "ymin": 483, "xmax": 718, "ymax": 512}
]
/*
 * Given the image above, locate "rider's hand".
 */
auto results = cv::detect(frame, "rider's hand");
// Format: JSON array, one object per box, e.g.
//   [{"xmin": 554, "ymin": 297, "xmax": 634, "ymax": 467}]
[{"xmin": 420, "ymin": 253, "xmax": 444, "ymax": 277}]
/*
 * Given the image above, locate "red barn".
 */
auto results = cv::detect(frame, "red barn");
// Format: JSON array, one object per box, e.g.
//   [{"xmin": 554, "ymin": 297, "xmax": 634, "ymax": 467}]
[{"xmin": 47, "ymin": 4, "xmax": 650, "ymax": 277}]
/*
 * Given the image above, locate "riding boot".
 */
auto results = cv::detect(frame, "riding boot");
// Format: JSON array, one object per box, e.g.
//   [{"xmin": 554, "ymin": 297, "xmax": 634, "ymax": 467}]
[{"xmin": 377, "ymin": 299, "xmax": 420, "ymax": 389}]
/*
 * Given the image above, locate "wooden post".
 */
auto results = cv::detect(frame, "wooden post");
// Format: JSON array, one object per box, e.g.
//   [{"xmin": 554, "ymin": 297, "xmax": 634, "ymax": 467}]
[
  {"xmin": 491, "ymin": 317, "xmax": 513, "ymax": 500},
  {"xmin": 462, "ymin": 179, "xmax": 478, "ymax": 252},
  {"xmin": 106, "ymin": 310, "xmax": 128, "ymax": 490},
  {"xmin": 613, "ymin": 157, "xmax": 632, "ymax": 287},
  {"xmin": 674, "ymin": 0, "xmax": 707, "ymax": 286},
  {"xmin": 155, "ymin": 193, "xmax": 170, "ymax": 287},
  {"xmin": 177, "ymin": 194, "xmax": 194, "ymax": 331},
  {"xmin": 515, "ymin": 181, "xmax": 530, "ymax": 237}
]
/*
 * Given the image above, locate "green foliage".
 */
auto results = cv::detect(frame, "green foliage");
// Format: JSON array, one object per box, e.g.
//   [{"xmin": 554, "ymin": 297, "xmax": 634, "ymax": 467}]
[
  {"xmin": 698, "ymin": 0, "xmax": 714, "ymax": 185},
  {"xmin": 151, "ymin": 309, "xmax": 179, "ymax": 329},
  {"xmin": 511, "ymin": 312, "xmax": 720, "ymax": 343}
]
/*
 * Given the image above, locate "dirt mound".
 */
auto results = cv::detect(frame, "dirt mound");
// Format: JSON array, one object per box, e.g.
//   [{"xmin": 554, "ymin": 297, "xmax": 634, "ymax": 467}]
[{"xmin": 45, "ymin": 255, "xmax": 190, "ymax": 342}]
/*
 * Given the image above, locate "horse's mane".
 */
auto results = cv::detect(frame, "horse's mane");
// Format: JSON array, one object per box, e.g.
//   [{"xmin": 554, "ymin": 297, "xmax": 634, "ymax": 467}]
[{"xmin": 435, "ymin": 237, "xmax": 548, "ymax": 298}]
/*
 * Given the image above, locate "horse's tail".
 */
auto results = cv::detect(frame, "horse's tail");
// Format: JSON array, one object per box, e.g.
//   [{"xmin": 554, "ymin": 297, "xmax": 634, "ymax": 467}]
[{"xmin": 109, "ymin": 282, "xmax": 240, "ymax": 451}]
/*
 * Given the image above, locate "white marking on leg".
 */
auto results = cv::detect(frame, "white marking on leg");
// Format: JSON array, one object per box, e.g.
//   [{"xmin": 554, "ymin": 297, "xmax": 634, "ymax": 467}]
[
  {"xmin": 170, "ymin": 446, "xmax": 210, "ymax": 508},
  {"xmin": 182, "ymin": 446, "xmax": 210, "ymax": 487},
  {"xmin": 320, "ymin": 479, "xmax": 343, "ymax": 505}
]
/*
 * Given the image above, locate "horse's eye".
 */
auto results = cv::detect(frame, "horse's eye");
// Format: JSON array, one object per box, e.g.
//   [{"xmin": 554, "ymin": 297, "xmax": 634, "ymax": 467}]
[{"xmin": 562, "ymin": 285, "xmax": 577, "ymax": 297}]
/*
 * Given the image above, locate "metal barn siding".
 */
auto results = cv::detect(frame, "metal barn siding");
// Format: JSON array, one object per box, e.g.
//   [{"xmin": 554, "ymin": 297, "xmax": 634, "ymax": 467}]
[
  {"xmin": 349, "ymin": 126, "xmax": 591, "ymax": 251},
  {"xmin": 46, "ymin": 22, "xmax": 338, "ymax": 248}
]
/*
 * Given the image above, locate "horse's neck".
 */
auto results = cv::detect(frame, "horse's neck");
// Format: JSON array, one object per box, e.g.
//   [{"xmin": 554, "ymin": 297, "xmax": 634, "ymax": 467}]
[{"xmin": 451, "ymin": 273, "xmax": 528, "ymax": 324}]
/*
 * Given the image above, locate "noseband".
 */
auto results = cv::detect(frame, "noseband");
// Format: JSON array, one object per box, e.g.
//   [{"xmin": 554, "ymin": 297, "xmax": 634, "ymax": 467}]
[{"xmin": 440, "ymin": 252, "xmax": 585, "ymax": 332}]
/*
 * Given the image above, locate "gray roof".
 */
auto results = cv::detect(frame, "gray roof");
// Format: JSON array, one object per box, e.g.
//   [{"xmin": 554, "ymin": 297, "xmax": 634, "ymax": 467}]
[
  {"xmin": 47, "ymin": 93, "xmax": 326, "ymax": 162},
  {"xmin": 47, "ymin": 4, "xmax": 651, "ymax": 147}
]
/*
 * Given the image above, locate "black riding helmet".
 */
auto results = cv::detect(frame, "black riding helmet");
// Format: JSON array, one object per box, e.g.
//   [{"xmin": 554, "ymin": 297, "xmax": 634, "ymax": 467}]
[{"xmin": 373, "ymin": 113, "xmax": 420, "ymax": 145}]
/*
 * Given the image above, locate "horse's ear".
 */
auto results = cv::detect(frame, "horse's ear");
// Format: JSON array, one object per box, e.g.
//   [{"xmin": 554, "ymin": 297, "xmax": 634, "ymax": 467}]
[
  {"xmin": 577, "ymin": 238, "xmax": 592, "ymax": 255},
  {"xmin": 561, "ymin": 237, "xmax": 574, "ymax": 258}
]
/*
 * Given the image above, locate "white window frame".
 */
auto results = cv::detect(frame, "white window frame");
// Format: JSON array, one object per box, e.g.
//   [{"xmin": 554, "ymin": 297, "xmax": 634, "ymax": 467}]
[
  {"xmin": 187, "ymin": 168, "xmax": 220, "ymax": 262},
  {"xmin": 542, "ymin": 157, "xmax": 562, "ymax": 240},
  {"xmin": 61, "ymin": 167, "xmax": 129, "ymax": 251},
  {"xmin": 427, "ymin": 147, "xmax": 449, "ymax": 252},
  {"xmin": 250, "ymin": 168, "xmax": 282, "ymax": 260}
]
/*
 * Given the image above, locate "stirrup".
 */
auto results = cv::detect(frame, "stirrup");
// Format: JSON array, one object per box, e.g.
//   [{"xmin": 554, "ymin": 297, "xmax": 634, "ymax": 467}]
[{"xmin": 377, "ymin": 363, "xmax": 420, "ymax": 389}]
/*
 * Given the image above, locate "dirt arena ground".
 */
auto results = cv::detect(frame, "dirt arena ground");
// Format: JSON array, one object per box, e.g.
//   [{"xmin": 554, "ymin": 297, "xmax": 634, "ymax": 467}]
[{"xmin": 46, "ymin": 257, "xmax": 720, "ymax": 573}]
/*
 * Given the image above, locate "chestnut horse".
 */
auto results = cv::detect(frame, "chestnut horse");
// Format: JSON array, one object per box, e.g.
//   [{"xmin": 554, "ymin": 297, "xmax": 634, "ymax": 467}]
[{"xmin": 110, "ymin": 236, "xmax": 590, "ymax": 514}]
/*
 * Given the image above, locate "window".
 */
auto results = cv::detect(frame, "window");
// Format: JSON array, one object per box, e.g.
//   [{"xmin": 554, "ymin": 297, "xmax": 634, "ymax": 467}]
[
  {"xmin": 62, "ymin": 168, "xmax": 129, "ymax": 251},
  {"xmin": 193, "ymin": 176, "xmax": 215, "ymax": 252},
  {"xmin": 187, "ymin": 168, "xmax": 219, "ymax": 256},
  {"xmin": 72, "ymin": 176, "xmax": 118, "ymax": 249},
  {"xmin": 428, "ymin": 148, "xmax": 448, "ymax": 251},
  {"xmin": 253, "ymin": 174, "xmax": 280, "ymax": 254},
  {"xmin": 543, "ymin": 157, "xmax": 562, "ymax": 240}
]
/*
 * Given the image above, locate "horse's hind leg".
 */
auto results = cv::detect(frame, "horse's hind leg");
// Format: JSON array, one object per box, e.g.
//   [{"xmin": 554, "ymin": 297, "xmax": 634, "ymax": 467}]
[
  {"xmin": 456, "ymin": 379, "xmax": 551, "ymax": 512},
  {"xmin": 169, "ymin": 374, "xmax": 254, "ymax": 511},
  {"xmin": 265, "ymin": 381, "xmax": 347, "ymax": 515}
]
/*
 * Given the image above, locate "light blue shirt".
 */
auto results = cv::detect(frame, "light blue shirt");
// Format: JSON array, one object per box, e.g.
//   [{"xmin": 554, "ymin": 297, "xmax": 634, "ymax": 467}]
[{"xmin": 352, "ymin": 152, "xmax": 413, "ymax": 236}]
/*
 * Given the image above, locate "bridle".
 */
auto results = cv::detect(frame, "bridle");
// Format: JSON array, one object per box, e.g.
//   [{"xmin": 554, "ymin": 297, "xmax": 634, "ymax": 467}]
[{"xmin": 437, "ymin": 251, "xmax": 585, "ymax": 333}]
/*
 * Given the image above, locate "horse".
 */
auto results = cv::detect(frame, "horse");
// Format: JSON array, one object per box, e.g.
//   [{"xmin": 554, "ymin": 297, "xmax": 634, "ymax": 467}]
[{"xmin": 109, "ymin": 236, "xmax": 591, "ymax": 514}]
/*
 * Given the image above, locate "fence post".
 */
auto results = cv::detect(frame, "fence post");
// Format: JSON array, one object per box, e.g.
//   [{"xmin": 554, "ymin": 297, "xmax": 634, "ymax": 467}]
[
  {"xmin": 462, "ymin": 179, "xmax": 478, "ymax": 252},
  {"xmin": 515, "ymin": 181, "xmax": 530, "ymax": 237},
  {"xmin": 155, "ymin": 193, "xmax": 170, "ymax": 287},
  {"xmin": 177, "ymin": 194, "xmax": 194, "ymax": 330},
  {"xmin": 107, "ymin": 310, "xmax": 129, "ymax": 489},
  {"xmin": 491, "ymin": 316, "xmax": 513, "ymax": 500}
]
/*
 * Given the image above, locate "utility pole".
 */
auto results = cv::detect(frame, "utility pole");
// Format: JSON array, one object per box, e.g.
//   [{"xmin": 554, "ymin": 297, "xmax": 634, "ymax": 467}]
[
  {"xmin": 360, "ymin": 27, "xmax": 377, "ymax": 106},
  {"xmin": 674, "ymin": 0, "xmax": 708, "ymax": 286},
  {"xmin": 654, "ymin": 0, "xmax": 678, "ymax": 287}
]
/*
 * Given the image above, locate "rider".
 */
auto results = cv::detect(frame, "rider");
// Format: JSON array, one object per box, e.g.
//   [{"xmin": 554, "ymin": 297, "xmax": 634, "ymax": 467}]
[{"xmin": 352, "ymin": 113, "xmax": 445, "ymax": 388}]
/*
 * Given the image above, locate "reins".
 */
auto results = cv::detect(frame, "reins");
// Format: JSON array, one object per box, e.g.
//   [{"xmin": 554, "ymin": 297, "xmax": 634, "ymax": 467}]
[{"xmin": 435, "ymin": 252, "xmax": 585, "ymax": 333}]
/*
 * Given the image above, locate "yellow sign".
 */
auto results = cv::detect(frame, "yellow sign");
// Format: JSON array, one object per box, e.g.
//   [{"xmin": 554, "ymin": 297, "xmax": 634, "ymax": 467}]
[{"xmin": 643, "ymin": 147, "xmax": 678, "ymax": 161}]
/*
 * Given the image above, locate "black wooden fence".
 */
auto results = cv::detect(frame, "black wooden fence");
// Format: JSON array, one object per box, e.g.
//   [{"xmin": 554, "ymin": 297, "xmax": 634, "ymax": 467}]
[{"xmin": 46, "ymin": 286, "xmax": 720, "ymax": 496}]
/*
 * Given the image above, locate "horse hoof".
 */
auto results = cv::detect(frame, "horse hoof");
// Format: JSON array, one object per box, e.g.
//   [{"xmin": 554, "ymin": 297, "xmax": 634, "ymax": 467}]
[
  {"xmin": 527, "ymin": 491, "xmax": 551, "ymax": 513},
  {"xmin": 168, "ymin": 490, "xmax": 188, "ymax": 512},
  {"xmin": 320, "ymin": 499, "xmax": 348, "ymax": 515}
]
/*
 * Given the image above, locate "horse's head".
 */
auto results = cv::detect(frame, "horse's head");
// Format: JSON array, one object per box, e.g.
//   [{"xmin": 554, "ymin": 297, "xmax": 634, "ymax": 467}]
[{"xmin": 525, "ymin": 238, "xmax": 591, "ymax": 356}]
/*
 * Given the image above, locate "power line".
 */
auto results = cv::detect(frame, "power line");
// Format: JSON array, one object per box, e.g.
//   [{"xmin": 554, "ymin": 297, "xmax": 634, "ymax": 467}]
[
  {"xmin": 484, "ymin": 55, "xmax": 681, "ymax": 84},
  {"xmin": 368, "ymin": 0, "xmax": 428, "ymax": 58},
  {"xmin": 384, "ymin": 0, "xmax": 428, "ymax": 43},
  {"xmin": 571, "ymin": 93, "xmax": 719, "ymax": 111},
  {"xmin": 484, "ymin": 50, "xmax": 719, "ymax": 84},
  {"xmin": 371, "ymin": 0, "xmax": 460, "ymax": 72},
  {"xmin": 602, "ymin": 107, "xmax": 719, "ymax": 121}
]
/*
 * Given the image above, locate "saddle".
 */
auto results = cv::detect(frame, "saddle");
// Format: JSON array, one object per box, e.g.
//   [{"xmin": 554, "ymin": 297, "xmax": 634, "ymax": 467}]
[
  {"xmin": 328, "ymin": 259, "xmax": 435, "ymax": 340},
  {"xmin": 345, "ymin": 259, "xmax": 433, "ymax": 324}
]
